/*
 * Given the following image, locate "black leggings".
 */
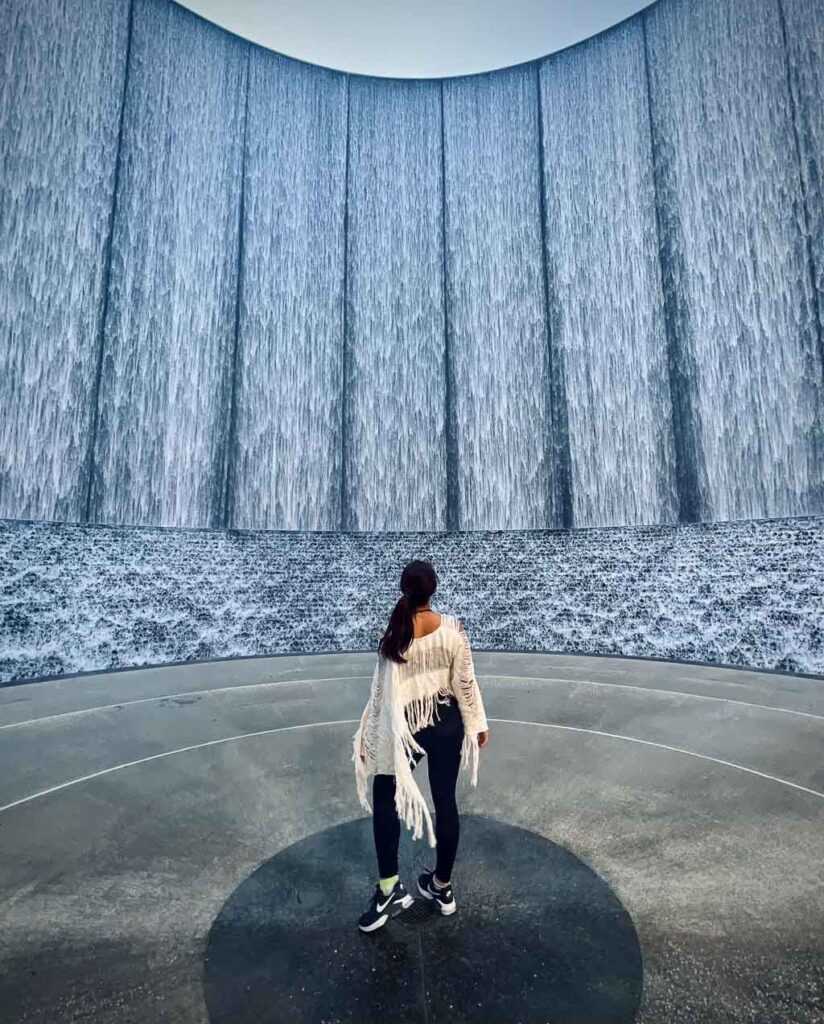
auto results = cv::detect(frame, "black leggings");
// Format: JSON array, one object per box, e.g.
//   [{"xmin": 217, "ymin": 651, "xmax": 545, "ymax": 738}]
[{"xmin": 372, "ymin": 695, "xmax": 464, "ymax": 882}]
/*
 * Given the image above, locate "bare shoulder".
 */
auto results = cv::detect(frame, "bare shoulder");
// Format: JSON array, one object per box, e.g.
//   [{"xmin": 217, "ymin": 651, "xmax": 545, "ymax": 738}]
[{"xmin": 441, "ymin": 613, "xmax": 468, "ymax": 638}]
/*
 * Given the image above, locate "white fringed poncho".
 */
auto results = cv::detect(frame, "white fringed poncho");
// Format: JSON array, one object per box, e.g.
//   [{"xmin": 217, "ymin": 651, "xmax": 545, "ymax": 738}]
[{"xmin": 352, "ymin": 613, "xmax": 489, "ymax": 848}]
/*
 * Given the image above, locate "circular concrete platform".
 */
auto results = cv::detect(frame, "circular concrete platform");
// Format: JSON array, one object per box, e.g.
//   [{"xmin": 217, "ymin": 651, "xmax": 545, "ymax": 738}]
[{"xmin": 0, "ymin": 651, "xmax": 822, "ymax": 1022}]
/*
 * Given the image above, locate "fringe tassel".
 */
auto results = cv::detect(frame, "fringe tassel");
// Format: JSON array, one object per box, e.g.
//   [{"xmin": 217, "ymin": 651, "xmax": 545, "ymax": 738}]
[
  {"xmin": 388, "ymin": 662, "xmax": 439, "ymax": 847},
  {"xmin": 461, "ymin": 730, "xmax": 481, "ymax": 787},
  {"xmin": 352, "ymin": 726, "xmax": 372, "ymax": 815},
  {"xmin": 402, "ymin": 688, "xmax": 450, "ymax": 735},
  {"xmin": 393, "ymin": 735, "xmax": 437, "ymax": 847}
]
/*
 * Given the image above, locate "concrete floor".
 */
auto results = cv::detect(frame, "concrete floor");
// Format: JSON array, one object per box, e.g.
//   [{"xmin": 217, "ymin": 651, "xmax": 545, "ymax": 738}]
[{"xmin": 0, "ymin": 652, "xmax": 822, "ymax": 1023}]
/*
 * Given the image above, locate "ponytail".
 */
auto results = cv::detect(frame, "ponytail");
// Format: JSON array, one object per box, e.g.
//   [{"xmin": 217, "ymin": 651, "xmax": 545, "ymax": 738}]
[{"xmin": 379, "ymin": 560, "xmax": 438, "ymax": 664}]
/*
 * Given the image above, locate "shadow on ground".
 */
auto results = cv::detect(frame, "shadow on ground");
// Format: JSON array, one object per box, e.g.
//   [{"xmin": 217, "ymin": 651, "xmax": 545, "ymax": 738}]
[{"xmin": 203, "ymin": 814, "xmax": 643, "ymax": 1023}]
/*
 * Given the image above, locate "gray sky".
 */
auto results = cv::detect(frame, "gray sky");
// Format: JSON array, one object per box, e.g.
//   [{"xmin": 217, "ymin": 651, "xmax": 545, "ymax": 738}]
[{"xmin": 175, "ymin": 0, "xmax": 659, "ymax": 78}]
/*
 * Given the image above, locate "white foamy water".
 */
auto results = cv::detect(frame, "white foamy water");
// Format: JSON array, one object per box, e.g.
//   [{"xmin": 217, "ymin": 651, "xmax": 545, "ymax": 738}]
[
  {"xmin": 0, "ymin": 0, "xmax": 129, "ymax": 521},
  {"xmin": 0, "ymin": 0, "xmax": 821, "ymax": 534},
  {"xmin": 443, "ymin": 66, "xmax": 559, "ymax": 531},
  {"xmin": 230, "ymin": 51, "xmax": 348, "ymax": 530},
  {"xmin": 540, "ymin": 18, "xmax": 679, "ymax": 528},
  {"xmin": 645, "ymin": 0, "xmax": 824, "ymax": 521},
  {"xmin": 782, "ymin": 0, "xmax": 824, "ymax": 333},
  {"xmin": 345, "ymin": 78, "xmax": 448, "ymax": 531},
  {"xmin": 89, "ymin": 0, "xmax": 247, "ymax": 528},
  {"xmin": 1, "ymin": 517, "xmax": 821, "ymax": 683}
]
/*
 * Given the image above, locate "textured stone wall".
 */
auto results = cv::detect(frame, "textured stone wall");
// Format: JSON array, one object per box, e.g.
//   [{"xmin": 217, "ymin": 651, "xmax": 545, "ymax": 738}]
[{"xmin": 1, "ymin": 516, "xmax": 821, "ymax": 683}]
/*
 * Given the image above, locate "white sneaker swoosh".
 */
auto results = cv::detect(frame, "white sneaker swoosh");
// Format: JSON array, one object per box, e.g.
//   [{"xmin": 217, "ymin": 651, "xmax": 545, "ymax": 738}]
[{"xmin": 377, "ymin": 893, "xmax": 395, "ymax": 913}]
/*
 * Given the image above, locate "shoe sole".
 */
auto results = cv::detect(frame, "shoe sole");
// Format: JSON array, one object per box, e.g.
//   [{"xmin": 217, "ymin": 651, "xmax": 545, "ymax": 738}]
[
  {"xmin": 358, "ymin": 893, "xmax": 414, "ymax": 933},
  {"xmin": 417, "ymin": 879, "xmax": 457, "ymax": 915},
  {"xmin": 358, "ymin": 913, "xmax": 389, "ymax": 933}
]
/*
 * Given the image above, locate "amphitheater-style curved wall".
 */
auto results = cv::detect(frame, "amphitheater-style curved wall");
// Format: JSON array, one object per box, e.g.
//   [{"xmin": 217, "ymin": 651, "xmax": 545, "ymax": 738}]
[{"xmin": 2, "ymin": 0, "xmax": 822, "ymax": 534}]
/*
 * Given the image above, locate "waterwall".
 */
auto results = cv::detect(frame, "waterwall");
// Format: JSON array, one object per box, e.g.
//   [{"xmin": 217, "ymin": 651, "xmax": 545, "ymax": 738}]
[
  {"xmin": 1, "ymin": 515, "xmax": 821, "ymax": 683},
  {"xmin": 1, "ymin": 0, "xmax": 822, "ymax": 533}
]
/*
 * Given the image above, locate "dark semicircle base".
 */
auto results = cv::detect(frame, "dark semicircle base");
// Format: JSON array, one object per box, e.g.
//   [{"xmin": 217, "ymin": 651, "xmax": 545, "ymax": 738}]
[{"xmin": 203, "ymin": 814, "xmax": 643, "ymax": 1023}]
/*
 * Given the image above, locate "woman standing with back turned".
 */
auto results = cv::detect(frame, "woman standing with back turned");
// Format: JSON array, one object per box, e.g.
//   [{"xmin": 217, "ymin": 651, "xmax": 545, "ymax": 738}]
[{"xmin": 352, "ymin": 559, "xmax": 490, "ymax": 932}]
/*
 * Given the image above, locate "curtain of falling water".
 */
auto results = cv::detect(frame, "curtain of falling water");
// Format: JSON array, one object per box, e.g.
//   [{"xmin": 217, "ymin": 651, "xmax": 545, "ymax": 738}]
[
  {"xmin": 88, "ymin": 0, "xmax": 247, "ymax": 528},
  {"xmin": 345, "ymin": 79, "xmax": 447, "ymax": 532},
  {"xmin": 781, "ymin": 0, "xmax": 824, "ymax": 341},
  {"xmin": 443, "ymin": 67, "xmax": 559, "ymax": 531},
  {"xmin": 645, "ymin": 0, "xmax": 824, "ymax": 522},
  {"xmin": 229, "ymin": 53, "xmax": 347, "ymax": 531},
  {"xmin": 2, "ymin": 0, "xmax": 823, "ymax": 534},
  {"xmin": 0, "ymin": 0, "xmax": 130, "ymax": 522},
  {"xmin": 539, "ymin": 20, "xmax": 679, "ymax": 528}
]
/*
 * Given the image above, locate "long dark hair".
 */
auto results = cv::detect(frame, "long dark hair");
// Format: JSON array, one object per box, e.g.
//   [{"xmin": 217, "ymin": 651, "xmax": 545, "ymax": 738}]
[{"xmin": 379, "ymin": 559, "xmax": 439, "ymax": 664}]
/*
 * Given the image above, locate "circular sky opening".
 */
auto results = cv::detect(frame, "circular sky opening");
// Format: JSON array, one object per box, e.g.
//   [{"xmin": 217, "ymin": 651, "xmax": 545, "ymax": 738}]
[{"xmin": 175, "ymin": 0, "xmax": 660, "ymax": 78}]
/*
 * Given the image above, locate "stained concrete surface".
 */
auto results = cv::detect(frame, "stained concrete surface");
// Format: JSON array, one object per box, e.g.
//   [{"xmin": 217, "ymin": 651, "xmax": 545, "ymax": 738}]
[{"xmin": 0, "ymin": 652, "xmax": 822, "ymax": 1022}]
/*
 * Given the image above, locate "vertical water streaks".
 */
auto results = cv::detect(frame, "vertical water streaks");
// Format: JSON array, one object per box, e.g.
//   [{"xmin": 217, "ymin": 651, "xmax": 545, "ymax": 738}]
[
  {"xmin": 3, "ymin": 0, "xmax": 823, "ymax": 535},
  {"xmin": 440, "ymin": 84, "xmax": 461, "ymax": 532},
  {"xmin": 641, "ymin": 11, "xmax": 702, "ymax": 523},
  {"xmin": 0, "ymin": 0, "xmax": 131, "ymax": 522},
  {"xmin": 443, "ymin": 67, "xmax": 558, "ymax": 531},
  {"xmin": 84, "ymin": 0, "xmax": 136, "ymax": 526},
  {"xmin": 345, "ymin": 78, "xmax": 446, "ymax": 531},
  {"xmin": 231, "ymin": 52, "xmax": 347, "ymax": 531},
  {"xmin": 218, "ymin": 52, "xmax": 252, "ymax": 530},
  {"xmin": 645, "ymin": 0, "xmax": 824, "ymax": 521},
  {"xmin": 535, "ymin": 64, "xmax": 574, "ymax": 531},
  {"xmin": 339, "ymin": 76, "xmax": 351, "ymax": 533},
  {"xmin": 779, "ymin": 0, "xmax": 824, "ymax": 377},
  {"xmin": 87, "ymin": 0, "xmax": 246, "ymax": 528},
  {"xmin": 539, "ymin": 18, "xmax": 678, "ymax": 528}
]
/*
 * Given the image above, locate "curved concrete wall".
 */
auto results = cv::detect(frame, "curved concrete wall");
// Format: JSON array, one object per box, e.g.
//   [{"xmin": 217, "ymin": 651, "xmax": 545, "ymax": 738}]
[{"xmin": 1, "ymin": 0, "xmax": 822, "ymax": 533}]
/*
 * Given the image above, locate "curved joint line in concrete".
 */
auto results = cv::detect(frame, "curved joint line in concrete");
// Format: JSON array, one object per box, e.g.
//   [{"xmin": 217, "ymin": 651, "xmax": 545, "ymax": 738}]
[{"xmin": 1, "ymin": 717, "xmax": 821, "ymax": 816}]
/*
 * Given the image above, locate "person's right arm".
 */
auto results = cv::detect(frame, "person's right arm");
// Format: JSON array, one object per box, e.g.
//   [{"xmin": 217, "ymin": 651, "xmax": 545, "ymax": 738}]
[{"xmin": 354, "ymin": 656, "xmax": 382, "ymax": 763}]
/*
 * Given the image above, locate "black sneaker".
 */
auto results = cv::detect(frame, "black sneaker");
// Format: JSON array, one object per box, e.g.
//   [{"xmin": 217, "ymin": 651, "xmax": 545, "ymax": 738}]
[
  {"xmin": 358, "ymin": 880, "xmax": 414, "ymax": 932},
  {"xmin": 417, "ymin": 869, "xmax": 457, "ymax": 915}
]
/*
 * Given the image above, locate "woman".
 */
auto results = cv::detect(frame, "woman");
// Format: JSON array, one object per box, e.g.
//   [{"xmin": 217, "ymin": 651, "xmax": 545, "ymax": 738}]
[{"xmin": 352, "ymin": 559, "xmax": 490, "ymax": 932}]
